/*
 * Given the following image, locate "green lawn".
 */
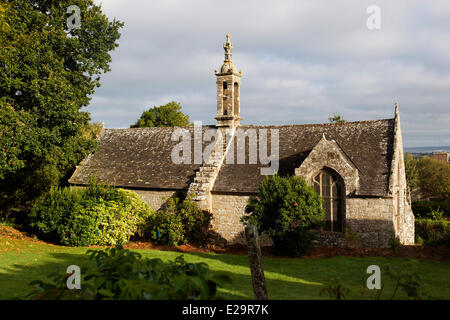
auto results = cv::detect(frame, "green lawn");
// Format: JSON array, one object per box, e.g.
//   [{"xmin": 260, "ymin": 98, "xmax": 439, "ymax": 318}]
[{"xmin": 0, "ymin": 234, "xmax": 449, "ymax": 300}]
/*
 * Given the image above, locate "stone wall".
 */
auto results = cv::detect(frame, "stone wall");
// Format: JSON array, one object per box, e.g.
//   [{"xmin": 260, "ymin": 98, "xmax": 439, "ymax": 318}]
[
  {"xmin": 388, "ymin": 106, "xmax": 415, "ymax": 245},
  {"xmin": 314, "ymin": 197, "xmax": 395, "ymax": 248},
  {"xmin": 208, "ymin": 192, "xmax": 397, "ymax": 248},
  {"xmin": 295, "ymin": 135, "xmax": 359, "ymax": 194},
  {"xmin": 211, "ymin": 193, "xmax": 250, "ymax": 244},
  {"xmin": 129, "ymin": 189, "xmax": 400, "ymax": 248},
  {"xmin": 132, "ymin": 189, "xmax": 179, "ymax": 211},
  {"xmin": 345, "ymin": 197, "xmax": 394, "ymax": 247}
]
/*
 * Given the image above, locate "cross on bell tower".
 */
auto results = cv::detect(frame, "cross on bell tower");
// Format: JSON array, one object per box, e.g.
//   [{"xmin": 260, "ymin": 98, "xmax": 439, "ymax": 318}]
[{"xmin": 214, "ymin": 34, "xmax": 242, "ymax": 127}]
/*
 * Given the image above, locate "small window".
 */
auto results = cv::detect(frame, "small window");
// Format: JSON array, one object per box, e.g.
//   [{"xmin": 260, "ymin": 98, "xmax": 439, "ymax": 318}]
[
  {"xmin": 313, "ymin": 168, "xmax": 344, "ymax": 232},
  {"xmin": 223, "ymin": 81, "xmax": 227, "ymax": 90}
]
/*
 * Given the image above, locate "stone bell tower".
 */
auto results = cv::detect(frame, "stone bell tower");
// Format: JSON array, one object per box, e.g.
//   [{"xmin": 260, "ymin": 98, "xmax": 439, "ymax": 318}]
[{"xmin": 215, "ymin": 34, "xmax": 242, "ymax": 127}]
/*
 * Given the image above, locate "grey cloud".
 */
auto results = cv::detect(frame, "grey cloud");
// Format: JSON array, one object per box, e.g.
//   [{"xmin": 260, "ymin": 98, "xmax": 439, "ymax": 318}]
[{"xmin": 90, "ymin": 0, "xmax": 450, "ymax": 147}]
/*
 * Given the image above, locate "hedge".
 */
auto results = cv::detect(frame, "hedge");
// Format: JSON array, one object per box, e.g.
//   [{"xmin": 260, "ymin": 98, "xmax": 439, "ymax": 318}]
[
  {"xmin": 412, "ymin": 200, "xmax": 450, "ymax": 218},
  {"xmin": 29, "ymin": 181, "xmax": 153, "ymax": 246},
  {"xmin": 415, "ymin": 218, "xmax": 450, "ymax": 247}
]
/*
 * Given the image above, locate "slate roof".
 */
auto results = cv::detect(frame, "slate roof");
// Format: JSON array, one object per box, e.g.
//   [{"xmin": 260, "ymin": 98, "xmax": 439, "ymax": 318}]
[
  {"xmin": 69, "ymin": 126, "xmax": 214, "ymax": 190},
  {"xmin": 69, "ymin": 119, "xmax": 395, "ymax": 197}
]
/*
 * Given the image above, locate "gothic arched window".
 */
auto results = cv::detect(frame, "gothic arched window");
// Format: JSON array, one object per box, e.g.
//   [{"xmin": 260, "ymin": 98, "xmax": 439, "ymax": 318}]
[{"xmin": 313, "ymin": 168, "xmax": 345, "ymax": 232}]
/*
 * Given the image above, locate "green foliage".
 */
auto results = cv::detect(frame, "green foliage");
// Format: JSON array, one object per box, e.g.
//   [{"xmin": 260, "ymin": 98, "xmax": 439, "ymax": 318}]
[
  {"xmin": 388, "ymin": 233, "xmax": 401, "ymax": 252},
  {"xmin": 243, "ymin": 175, "xmax": 324, "ymax": 256},
  {"xmin": 427, "ymin": 208, "xmax": 445, "ymax": 221},
  {"xmin": 385, "ymin": 260, "xmax": 431, "ymax": 300},
  {"xmin": 28, "ymin": 179, "xmax": 152, "ymax": 246},
  {"xmin": 404, "ymin": 153, "xmax": 419, "ymax": 191},
  {"xmin": 320, "ymin": 277, "xmax": 351, "ymax": 300},
  {"xmin": 273, "ymin": 229, "xmax": 318, "ymax": 257},
  {"xmin": 415, "ymin": 218, "xmax": 450, "ymax": 247},
  {"xmin": 145, "ymin": 196, "xmax": 212, "ymax": 246},
  {"xmin": 0, "ymin": 0, "xmax": 123, "ymax": 217},
  {"xmin": 25, "ymin": 247, "xmax": 232, "ymax": 300},
  {"xmin": 412, "ymin": 200, "xmax": 450, "ymax": 218},
  {"xmin": 415, "ymin": 156, "xmax": 450, "ymax": 201},
  {"xmin": 145, "ymin": 200, "xmax": 185, "ymax": 246},
  {"xmin": 328, "ymin": 113, "xmax": 347, "ymax": 124},
  {"xmin": 130, "ymin": 102, "xmax": 191, "ymax": 128}
]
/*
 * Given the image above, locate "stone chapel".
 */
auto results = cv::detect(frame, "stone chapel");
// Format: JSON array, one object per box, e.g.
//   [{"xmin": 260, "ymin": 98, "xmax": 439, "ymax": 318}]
[{"xmin": 69, "ymin": 35, "xmax": 415, "ymax": 247}]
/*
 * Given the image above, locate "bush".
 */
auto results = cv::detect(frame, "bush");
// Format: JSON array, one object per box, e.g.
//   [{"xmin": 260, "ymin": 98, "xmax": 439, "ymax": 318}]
[
  {"xmin": 25, "ymin": 247, "xmax": 231, "ymax": 300},
  {"xmin": 412, "ymin": 200, "xmax": 450, "ymax": 219},
  {"xmin": 320, "ymin": 277, "xmax": 351, "ymax": 300},
  {"xmin": 29, "ymin": 179, "xmax": 153, "ymax": 246},
  {"xmin": 272, "ymin": 229, "xmax": 317, "ymax": 257},
  {"xmin": 388, "ymin": 233, "xmax": 401, "ymax": 252},
  {"xmin": 243, "ymin": 175, "xmax": 325, "ymax": 256},
  {"xmin": 145, "ymin": 196, "xmax": 212, "ymax": 246},
  {"xmin": 145, "ymin": 201, "xmax": 185, "ymax": 246},
  {"xmin": 415, "ymin": 218, "xmax": 450, "ymax": 247}
]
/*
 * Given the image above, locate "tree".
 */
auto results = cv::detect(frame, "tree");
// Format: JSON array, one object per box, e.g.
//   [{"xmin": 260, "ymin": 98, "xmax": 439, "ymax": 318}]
[
  {"xmin": 328, "ymin": 113, "xmax": 347, "ymax": 124},
  {"xmin": 404, "ymin": 153, "xmax": 419, "ymax": 191},
  {"xmin": 416, "ymin": 156, "xmax": 450, "ymax": 201},
  {"xmin": 243, "ymin": 175, "xmax": 325, "ymax": 256},
  {"xmin": 130, "ymin": 102, "xmax": 191, "ymax": 128},
  {"xmin": 0, "ymin": 0, "xmax": 123, "ymax": 217}
]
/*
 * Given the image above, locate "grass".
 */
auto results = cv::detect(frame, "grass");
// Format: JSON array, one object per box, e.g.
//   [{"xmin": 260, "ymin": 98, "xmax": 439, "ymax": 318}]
[{"xmin": 0, "ymin": 230, "xmax": 449, "ymax": 299}]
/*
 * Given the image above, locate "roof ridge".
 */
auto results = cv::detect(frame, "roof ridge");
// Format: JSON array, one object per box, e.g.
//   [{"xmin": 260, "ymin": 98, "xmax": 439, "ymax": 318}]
[
  {"xmin": 103, "ymin": 118, "xmax": 394, "ymax": 130},
  {"xmin": 239, "ymin": 118, "xmax": 393, "ymax": 128}
]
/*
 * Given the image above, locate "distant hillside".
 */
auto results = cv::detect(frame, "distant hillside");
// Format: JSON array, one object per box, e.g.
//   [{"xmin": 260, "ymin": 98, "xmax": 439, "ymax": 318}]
[{"xmin": 404, "ymin": 146, "xmax": 450, "ymax": 154}]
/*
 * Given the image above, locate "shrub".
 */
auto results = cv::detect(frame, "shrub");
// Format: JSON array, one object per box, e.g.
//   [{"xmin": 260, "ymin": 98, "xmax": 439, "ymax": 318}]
[
  {"xmin": 415, "ymin": 218, "xmax": 450, "ymax": 247},
  {"xmin": 320, "ymin": 277, "xmax": 351, "ymax": 300},
  {"xmin": 145, "ymin": 196, "xmax": 212, "ymax": 246},
  {"xmin": 25, "ymin": 247, "xmax": 231, "ymax": 300},
  {"xmin": 243, "ymin": 175, "xmax": 325, "ymax": 256},
  {"xmin": 272, "ymin": 229, "xmax": 317, "ymax": 257},
  {"xmin": 388, "ymin": 233, "xmax": 401, "ymax": 252},
  {"xmin": 145, "ymin": 201, "xmax": 185, "ymax": 246},
  {"xmin": 29, "ymin": 179, "xmax": 153, "ymax": 246},
  {"xmin": 412, "ymin": 200, "xmax": 450, "ymax": 218},
  {"xmin": 385, "ymin": 260, "xmax": 432, "ymax": 300}
]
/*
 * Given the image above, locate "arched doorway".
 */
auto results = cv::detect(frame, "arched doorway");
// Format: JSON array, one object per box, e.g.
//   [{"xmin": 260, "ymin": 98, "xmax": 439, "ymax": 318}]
[{"xmin": 313, "ymin": 168, "xmax": 345, "ymax": 232}]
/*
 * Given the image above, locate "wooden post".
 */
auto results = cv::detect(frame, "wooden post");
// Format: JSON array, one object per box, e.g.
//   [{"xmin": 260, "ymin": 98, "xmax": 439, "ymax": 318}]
[{"xmin": 245, "ymin": 224, "xmax": 268, "ymax": 300}]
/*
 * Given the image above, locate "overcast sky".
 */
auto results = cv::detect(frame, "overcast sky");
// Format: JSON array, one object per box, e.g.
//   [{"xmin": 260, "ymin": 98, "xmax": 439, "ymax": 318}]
[{"xmin": 89, "ymin": 0, "xmax": 450, "ymax": 148}]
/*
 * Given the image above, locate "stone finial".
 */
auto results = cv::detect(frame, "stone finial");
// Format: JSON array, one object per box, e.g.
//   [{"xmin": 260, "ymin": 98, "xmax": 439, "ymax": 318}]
[
  {"xmin": 224, "ymin": 34, "xmax": 233, "ymax": 62},
  {"xmin": 394, "ymin": 102, "xmax": 400, "ymax": 122},
  {"xmin": 217, "ymin": 34, "xmax": 238, "ymax": 74}
]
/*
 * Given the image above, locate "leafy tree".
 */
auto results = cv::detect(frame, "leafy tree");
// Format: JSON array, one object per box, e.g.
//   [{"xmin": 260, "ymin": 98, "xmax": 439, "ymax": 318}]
[
  {"xmin": 404, "ymin": 153, "xmax": 419, "ymax": 191},
  {"xmin": 415, "ymin": 156, "xmax": 450, "ymax": 201},
  {"xmin": 0, "ymin": 0, "xmax": 123, "ymax": 217},
  {"xmin": 130, "ymin": 101, "xmax": 191, "ymax": 128},
  {"xmin": 328, "ymin": 113, "xmax": 347, "ymax": 124},
  {"xmin": 243, "ymin": 175, "xmax": 324, "ymax": 256}
]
